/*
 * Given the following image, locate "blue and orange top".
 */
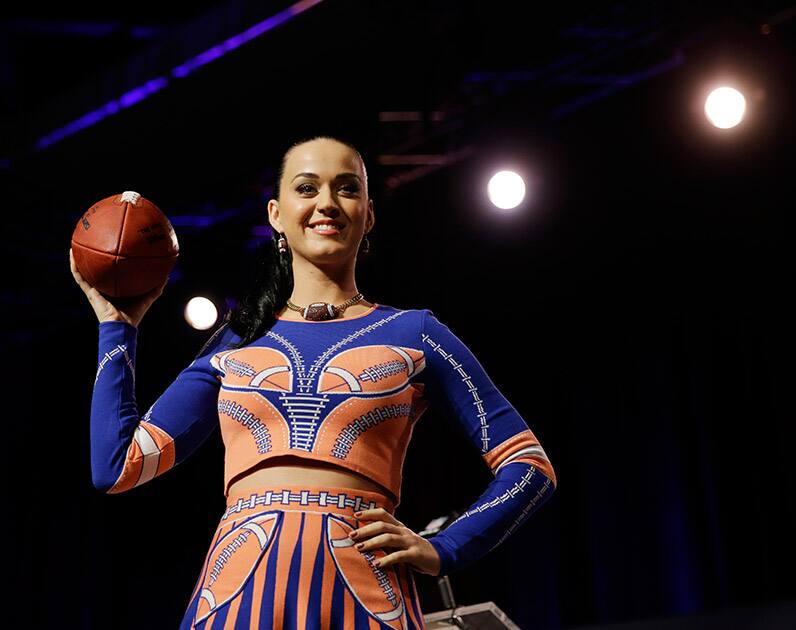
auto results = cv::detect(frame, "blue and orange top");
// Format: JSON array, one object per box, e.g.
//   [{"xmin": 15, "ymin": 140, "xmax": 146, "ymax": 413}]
[{"xmin": 90, "ymin": 302, "xmax": 557, "ymax": 575}]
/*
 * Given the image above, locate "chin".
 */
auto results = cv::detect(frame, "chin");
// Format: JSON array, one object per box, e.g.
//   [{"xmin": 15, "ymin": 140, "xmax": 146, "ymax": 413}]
[{"xmin": 302, "ymin": 246, "xmax": 356, "ymax": 262}]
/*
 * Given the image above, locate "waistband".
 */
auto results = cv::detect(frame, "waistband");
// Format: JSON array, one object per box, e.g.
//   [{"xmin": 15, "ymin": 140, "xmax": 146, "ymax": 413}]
[{"xmin": 221, "ymin": 483, "xmax": 396, "ymax": 522}]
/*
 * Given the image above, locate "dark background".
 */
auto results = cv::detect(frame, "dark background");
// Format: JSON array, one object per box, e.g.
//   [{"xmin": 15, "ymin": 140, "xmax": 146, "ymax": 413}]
[{"xmin": 2, "ymin": 1, "xmax": 794, "ymax": 628}]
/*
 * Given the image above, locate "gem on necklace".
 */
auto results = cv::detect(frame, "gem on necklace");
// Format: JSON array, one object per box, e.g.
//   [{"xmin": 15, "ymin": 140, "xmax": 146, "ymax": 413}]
[{"xmin": 304, "ymin": 302, "xmax": 338, "ymax": 321}]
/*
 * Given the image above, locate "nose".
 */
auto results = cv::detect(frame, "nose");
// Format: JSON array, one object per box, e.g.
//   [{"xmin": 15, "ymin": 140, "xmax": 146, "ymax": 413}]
[{"xmin": 315, "ymin": 183, "xmax": 341, "ymax": 213}]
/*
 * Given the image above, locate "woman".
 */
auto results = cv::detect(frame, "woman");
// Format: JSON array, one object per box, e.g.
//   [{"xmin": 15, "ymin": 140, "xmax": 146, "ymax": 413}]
[{"xmin": 70, "ymin": 135, "xmax": 557, "ymax": 629}]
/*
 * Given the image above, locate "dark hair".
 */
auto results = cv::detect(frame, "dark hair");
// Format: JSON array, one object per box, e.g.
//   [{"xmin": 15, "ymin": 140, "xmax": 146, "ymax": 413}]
[{"xmin": 225, "ymin": 134, "xmax": 368, "ymax": 349}]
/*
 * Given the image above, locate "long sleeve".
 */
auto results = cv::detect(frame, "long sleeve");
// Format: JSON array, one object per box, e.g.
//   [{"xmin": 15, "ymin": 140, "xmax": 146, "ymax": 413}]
[
  {"xmin": 90, "ymin": 319, "xmax": 238, "ymax": 494},
  {"xmin": 419, "ymin": 308, "xmax": 557, "ymax": 575}
]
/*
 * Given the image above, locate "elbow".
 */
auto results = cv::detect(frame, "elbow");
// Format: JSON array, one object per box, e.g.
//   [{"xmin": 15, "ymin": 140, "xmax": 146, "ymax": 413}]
[
  {"xmin": 90, "ymin": 439, "xmax": 140, "ymax": 494},
  {"xmin": 92, "ymin": 477, "xmax": 129, "ymax": 495},
  {"xmin": 526, "ymin": 460, "xmax": 557, "ymax": 494},
  {"xmin": 495, "ymin": 455, "xmax": 558, "ymax": 492},
  {"xmin": 91, "ymin": 473, "xmax": 115, "ymax": 494},
  {"xmin": 91, "ymin": 477, "xmax": 113, "ymax": 494},
  {"xmin": 524, "ymin": 458, "xmax": 558, "ymax": 493},
  {"xmin": 92, "ymin": 452, "xmax": 157, "ymax": 495},
  {"xmin": 542, "ymin": 463, "xmax": 557, "ymax": 493},
  {"xmin": 91, "ymin": 464, "xmax": 125, "ymax": 495},
  {"xmin": 533, "ymin": 455, "xmax": 557, "ymax": 492},
  {"xmin": 546, "ymin": 465, "xmax": 558, "ymax": 492}
]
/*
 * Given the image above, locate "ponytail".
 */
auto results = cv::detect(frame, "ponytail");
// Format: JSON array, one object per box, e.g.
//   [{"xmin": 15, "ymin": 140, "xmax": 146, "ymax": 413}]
[{"xmin": 226, "ymin": 230, "xmax": 293, "ymax": 348}]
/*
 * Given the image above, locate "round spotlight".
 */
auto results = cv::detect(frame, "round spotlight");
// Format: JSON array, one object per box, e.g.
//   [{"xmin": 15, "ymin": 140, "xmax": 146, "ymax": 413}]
[
  {"xmin": 487, "ymin": 170, "xmax": 526, "ymax": 210},
  {"xmin": 704, "ymin": 86, "xmax": 746, "ymax": 129},
  {"xmin": 184, "ymin": 296, "xmax": 219, "ymax": 330}
]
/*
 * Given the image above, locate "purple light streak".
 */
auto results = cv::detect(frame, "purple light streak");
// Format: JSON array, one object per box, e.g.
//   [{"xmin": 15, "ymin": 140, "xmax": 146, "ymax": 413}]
[
  {"xmin": 34, "ymin": 0, "xmax": 325, "ymax": 151},
  {"xmin": 172, "ymin": 0, "xmax": 322, "ymax": 78},
  {"xmin": 35, "ymin": 78, "xmax": 168, "ymax": 150}
]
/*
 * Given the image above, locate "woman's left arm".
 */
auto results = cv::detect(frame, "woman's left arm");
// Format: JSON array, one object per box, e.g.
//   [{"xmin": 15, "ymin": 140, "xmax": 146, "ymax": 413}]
[
  {"xmin": 348, "ymin": 308, "xmax": 557, "ymax": 576},
  {"xmin": 350, "ymin": 458, "xmax": 553, "ymax": 577},
  {"xmin": 416, "ymin": 308, "xmax": 557, "ymax": 575}
]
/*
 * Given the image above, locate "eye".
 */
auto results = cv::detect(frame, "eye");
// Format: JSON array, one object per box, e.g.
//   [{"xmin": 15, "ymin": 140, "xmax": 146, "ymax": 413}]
[{"xmin": 295, "ymin": 183, "xmax": 360, "ymax": 194}]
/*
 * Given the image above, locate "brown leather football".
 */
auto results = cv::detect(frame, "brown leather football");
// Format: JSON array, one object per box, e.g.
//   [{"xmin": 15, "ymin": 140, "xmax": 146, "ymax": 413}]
[{"xmin": 71, "ymin": 191, "xmax": 179, "ymax": 298}]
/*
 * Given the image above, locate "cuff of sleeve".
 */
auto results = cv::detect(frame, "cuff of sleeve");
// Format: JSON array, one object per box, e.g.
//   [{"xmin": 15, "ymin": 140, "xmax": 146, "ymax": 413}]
[
  {"xmin": 428, "ymin": 535, "xmax": 456, "ymax": 576},
  {"xmin": 98, "ymin": 320, "xmax": 138, "ymax": 338}
]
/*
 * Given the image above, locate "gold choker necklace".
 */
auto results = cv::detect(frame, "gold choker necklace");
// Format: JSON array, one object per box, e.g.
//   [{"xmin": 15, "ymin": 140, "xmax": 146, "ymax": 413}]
[{"xmin": 284, "ymin": 293, "xmax": 365, "ymax": 321}]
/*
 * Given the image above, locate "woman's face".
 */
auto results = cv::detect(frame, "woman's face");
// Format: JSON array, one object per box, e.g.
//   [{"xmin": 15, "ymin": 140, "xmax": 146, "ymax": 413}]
[{"xmin": 268, "ymin": 139, "xmax": 374, "ymax": 265}]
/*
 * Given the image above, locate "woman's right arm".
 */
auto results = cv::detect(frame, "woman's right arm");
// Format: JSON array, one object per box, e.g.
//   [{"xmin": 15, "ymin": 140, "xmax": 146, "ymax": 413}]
[
  {"xmin": 70, "ymin": 247, "xmax": 237, "ymax": 494},
  {"xmin": 91, "ymin": 320, "xmax": 237, "ymax": 493}
]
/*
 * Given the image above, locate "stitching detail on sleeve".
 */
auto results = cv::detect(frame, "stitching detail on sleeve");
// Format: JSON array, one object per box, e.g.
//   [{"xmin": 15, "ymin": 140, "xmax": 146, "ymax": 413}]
[
  {"xmin": 445, "ymin": 465, "xmax": 554, "ymax": 551},
  {"xmin": 420, "ymin": 310, "xmax": 491, "ymax": 453},
  {"xmin": 95, "ymin": 343, "xmax": 134, "ymax": 385}
]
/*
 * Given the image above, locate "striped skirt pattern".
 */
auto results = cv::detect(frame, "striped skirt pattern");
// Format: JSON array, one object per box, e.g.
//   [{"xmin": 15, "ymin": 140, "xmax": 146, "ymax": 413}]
[{"xmin": 179, "ymin": 484, "xmax": 427, "ymax": 629}]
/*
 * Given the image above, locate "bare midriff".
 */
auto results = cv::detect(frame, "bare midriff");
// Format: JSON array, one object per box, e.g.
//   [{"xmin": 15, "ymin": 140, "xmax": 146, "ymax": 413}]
[{"xmin": 226, "ymin": 455, "xmax": 393, "ymax": 500}]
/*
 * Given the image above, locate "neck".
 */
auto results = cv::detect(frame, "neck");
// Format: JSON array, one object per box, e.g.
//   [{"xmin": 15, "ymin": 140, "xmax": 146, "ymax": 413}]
[{"xmin": 287, "ymin": 255, "xmax": 363, "ymax": 306}]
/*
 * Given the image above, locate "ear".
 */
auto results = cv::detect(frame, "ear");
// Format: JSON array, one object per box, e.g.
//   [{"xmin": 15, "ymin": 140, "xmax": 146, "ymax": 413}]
[
  {"xmin": 267, "ymin": 199, "xmax": 282, "ymax": 233},
  {"xmin": 366, "ymin": 199, "xmax": 375, "ymax": 232}
]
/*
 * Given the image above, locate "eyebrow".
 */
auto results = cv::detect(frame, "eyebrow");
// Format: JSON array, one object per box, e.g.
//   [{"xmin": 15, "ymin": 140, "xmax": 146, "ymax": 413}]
[{"xmin": 291, "ymin": 172, "xmax": 362, "ymax": 183}]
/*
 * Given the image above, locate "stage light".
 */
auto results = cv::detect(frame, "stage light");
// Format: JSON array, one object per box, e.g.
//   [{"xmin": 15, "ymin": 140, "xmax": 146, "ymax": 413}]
[
  {"xmin": 487, "ymin": 170, "xmax": 526, "ymax": 209},
  {"xmin": 704, "ymin": 86, "xmax": 746, "ymax": 129},
  {"xmin": 184, "ymin": 296, "xmax": 219, "ymax": 330}
]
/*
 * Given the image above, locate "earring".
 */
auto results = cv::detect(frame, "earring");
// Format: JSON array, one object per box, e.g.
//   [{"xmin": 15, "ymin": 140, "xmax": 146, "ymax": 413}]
[
  {"xmin": 360, "ymin": 234, "xmax": 370, "ymax": 254},
  {"xmin": 277, "ymin": 234, "xmax": 287, "ymax": 254}
]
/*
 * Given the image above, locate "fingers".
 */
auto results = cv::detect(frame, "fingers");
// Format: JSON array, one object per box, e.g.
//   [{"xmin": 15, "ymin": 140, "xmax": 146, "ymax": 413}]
[
  {"xmin": 349, "ymin": 519, "xmax": 406, "ymax": 562},
  {"xmin": 350, "ymin": 520, "xmax": 400, "ymax": 540},
  {"xmin": 69, "ymin": 248, "xmax": 94, "ymax": 297},
  {"xmin": 354, "ymin": 507, "xmax": 401, "ymax": 525},
  {"xmin": 69, "ymin": 248, "xmax": 79, "ymax": 280},
  {"xmin": 352, "ymin": 528, "xmax": 411, "ymax": 570},
  {"xmin": 69, "ymin": 247, "xmax": 79, "ymax": 277},
  {"xmin": 69, "ymin": 248, "xmax": 93, "ymax": 293},
  {"xmin": 348, "ymin": 508, "xmax": 434, "ymax": 571},
  {"xmin": 350, "ymin": 508, "xmax": 404, "ymax": 544},
  {"xmin": 351, "ymin": 531, "xmax": 404, "ymax": 553},
  {"xmin": 69, "ymin": 248, "xmax": 92, "ymax": 294},
  {"xmin": 372, "ymin": 548, "xmax": 412, "ymax": 570},
  {"xmin": 355, "ymin": 529, "xmax": 436, "ymax": 574}
]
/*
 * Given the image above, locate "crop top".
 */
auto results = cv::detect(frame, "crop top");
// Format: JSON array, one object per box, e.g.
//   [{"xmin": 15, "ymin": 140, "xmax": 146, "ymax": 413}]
[{"xmin": 90, "ymin": 303, "xmax": 557, "ymax": 574}]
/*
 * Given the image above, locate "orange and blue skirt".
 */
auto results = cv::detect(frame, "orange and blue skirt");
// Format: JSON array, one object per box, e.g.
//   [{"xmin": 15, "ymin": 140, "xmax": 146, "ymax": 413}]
[{"xmin": 178, "ymin": 484, "xmax": 428, "ymax": 629}]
